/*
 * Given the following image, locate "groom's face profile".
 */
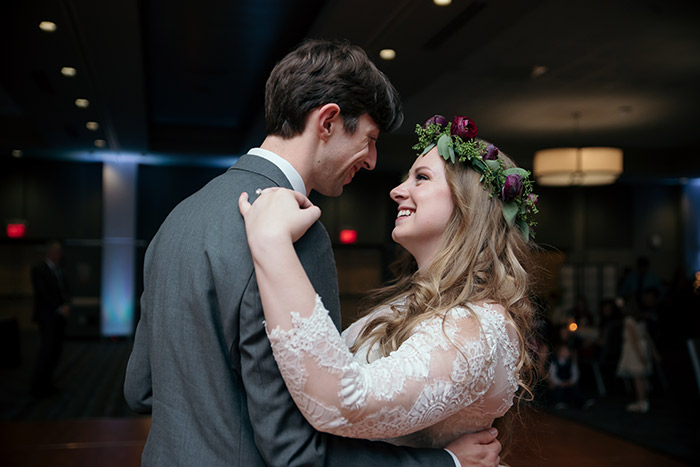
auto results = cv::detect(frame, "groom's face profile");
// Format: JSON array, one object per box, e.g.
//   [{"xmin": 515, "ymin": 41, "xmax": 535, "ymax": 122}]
[{"xmin": 313, "ymin": 113, "xmax": 380, "ymax": 197}]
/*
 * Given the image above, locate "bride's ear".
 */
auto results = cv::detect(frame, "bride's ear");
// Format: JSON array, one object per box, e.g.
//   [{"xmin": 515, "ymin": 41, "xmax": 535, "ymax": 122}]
[{"xmin": 316, "ymin": 103, "xmax": 341, "ymax": 141}]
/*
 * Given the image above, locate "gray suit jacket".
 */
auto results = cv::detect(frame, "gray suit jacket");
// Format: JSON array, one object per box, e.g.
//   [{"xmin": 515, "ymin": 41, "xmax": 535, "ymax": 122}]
[{"xmin": 124, "ymin": 154, "xmax": 450, "ymax": 466}]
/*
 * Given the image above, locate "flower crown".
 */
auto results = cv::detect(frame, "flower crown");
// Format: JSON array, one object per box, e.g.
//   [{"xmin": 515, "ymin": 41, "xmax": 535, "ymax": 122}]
[{"xmin": 413, "ymin": 114, "xmax": 538, "ymax": 240}]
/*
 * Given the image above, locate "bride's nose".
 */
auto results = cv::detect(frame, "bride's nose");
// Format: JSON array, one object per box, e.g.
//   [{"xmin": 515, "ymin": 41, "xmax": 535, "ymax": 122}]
[{"xmin": 390, "ymin": 182, "xmax": 408, "ymax": 202}]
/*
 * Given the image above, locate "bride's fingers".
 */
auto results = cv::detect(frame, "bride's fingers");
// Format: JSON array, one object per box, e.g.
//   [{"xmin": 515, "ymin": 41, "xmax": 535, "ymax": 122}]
[
  {"xmin": 238, "ymin": 192, "xmax": 251, "ymax": 217},
  {"xmin": 240, "ymin": 188, "xmax": 321, "ymax": 243},
  {"xmin": 285, "ymin": 190, "xmax": 321, "ymax": 223},
  {"xmin": 243, "ymin": 187, "xmax": 320, "ymax": 222},
  {"xmin": 300, "ymin": 204, "xmax": 321, "ymax": 225},
  {"xmin": 290, "ymin": 190, "xmax": 316, "ymax": 210},
  {"xmin": 258, "ymin": 187, "xmax": 313, "ymax": 211}
]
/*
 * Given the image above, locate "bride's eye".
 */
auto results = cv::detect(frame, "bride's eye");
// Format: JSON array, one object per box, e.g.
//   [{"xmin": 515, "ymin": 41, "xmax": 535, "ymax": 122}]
[{"xmin": 416, "ymin": 173, "xmax": 429, "ymax": 181}]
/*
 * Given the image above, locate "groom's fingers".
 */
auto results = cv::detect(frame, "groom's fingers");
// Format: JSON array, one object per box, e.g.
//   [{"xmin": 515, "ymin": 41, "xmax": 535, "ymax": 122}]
[
  {"xmin": 446, "ymin": 428, "xmax": 501, "ymax": 467},
  {"xmin": 475, "ymin": 427, "xmax": 499, "ymax": 444}
]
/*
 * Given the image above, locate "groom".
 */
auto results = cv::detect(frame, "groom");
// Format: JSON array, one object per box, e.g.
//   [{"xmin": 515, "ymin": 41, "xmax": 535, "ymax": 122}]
[{"xmin": 124, "ymin": 39, "xmax": 501, "ymax": 467}]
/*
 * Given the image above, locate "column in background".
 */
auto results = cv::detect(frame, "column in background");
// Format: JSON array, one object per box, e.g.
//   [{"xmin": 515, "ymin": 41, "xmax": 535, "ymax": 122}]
[{"xmin": 101, "ymin": 160, "xmax": 137, "ymax": 336}]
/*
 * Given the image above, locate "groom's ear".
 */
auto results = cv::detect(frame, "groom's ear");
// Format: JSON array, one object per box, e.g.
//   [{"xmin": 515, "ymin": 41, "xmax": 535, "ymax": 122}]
[{"xmin": 316, "ymin": 103, "xmax": 341, "ymax": 142}]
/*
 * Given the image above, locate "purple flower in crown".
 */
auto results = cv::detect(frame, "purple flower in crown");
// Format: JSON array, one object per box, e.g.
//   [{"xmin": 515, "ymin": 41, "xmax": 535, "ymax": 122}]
[
  {"xmin": 483, "ymin": 144, "xmax": 499, "ymax": 160},
  {"xmin": 527, "ymin": 193, "xmax": 539, "ymax": 207},
  {"xmin": 424, "ymin": 114, "xmax": 448, "ymax": 128},
  {"xmin": 501, "ymin": 174, "xmax": 523, "ymax": 202},
  {"xmin": 450, "ymin": 115, "xmax": 478, "ymax": 140}
]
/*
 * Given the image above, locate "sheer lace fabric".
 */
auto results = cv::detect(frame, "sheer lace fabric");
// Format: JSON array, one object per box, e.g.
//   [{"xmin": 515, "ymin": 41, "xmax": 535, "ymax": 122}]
[{"xmin": 266, "ymin": 295, "xmax": 520, "ymax": 448}]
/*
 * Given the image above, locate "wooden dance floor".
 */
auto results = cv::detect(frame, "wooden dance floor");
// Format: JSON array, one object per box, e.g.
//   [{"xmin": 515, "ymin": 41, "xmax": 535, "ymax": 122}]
[{"xmin": 0, "ymin": 410, "xmax": 691, "ymax": 467}]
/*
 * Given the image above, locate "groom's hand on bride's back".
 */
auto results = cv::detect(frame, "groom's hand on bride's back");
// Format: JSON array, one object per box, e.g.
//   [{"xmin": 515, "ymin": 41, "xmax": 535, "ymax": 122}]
[{"xmin": 446, "ymin": 427, "xmax": 502, "ymax": 467}]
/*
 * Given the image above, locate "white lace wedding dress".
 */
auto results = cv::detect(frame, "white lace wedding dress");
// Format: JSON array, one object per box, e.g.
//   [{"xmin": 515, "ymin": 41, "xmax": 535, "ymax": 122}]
[{"xmin": 266, "ymin": 295, "xmax": 520, "ymax": 448}]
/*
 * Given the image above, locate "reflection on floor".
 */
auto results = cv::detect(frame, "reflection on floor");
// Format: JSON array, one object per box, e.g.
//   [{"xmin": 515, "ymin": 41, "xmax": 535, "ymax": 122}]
[
  {"xmin": 0, "ymin": 331, "xmax": 696, "ymax": 466},
  {"xmin": 0, "ymin": 411, "xmax": 693, "ymax": 467}
]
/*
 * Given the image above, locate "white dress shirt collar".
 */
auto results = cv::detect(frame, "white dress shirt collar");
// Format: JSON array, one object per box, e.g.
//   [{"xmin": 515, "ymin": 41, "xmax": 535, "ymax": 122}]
[{"xmin": 247, "ymin": 148, "xmax": 306, "ymax": 195}]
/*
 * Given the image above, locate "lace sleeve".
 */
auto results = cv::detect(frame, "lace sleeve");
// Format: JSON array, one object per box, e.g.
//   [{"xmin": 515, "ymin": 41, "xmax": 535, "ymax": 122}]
[{"xmin": 266, "ymin": 295, "xmax": 494, "ymax": 440}]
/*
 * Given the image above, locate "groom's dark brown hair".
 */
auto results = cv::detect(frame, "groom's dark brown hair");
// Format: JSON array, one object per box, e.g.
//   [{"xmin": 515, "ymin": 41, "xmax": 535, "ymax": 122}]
[{"xmin": 264, "ymin": 39, "xmax": 403, "ymax": 138}]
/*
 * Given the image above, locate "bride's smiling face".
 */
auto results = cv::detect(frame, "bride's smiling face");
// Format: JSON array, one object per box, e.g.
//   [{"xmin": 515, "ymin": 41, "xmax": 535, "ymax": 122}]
[{"xmin": 389, "ymin": 147, "xmax": 454, "ymax": 269}]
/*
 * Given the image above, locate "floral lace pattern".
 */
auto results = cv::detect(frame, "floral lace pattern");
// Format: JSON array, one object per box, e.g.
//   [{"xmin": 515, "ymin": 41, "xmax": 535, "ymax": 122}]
[{"xmin": 266, "ymin": 295, "xmax": 520, "ymax": 447}]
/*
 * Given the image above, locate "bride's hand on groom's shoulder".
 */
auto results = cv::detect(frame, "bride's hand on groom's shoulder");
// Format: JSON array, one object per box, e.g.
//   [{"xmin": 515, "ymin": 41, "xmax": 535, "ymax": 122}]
[{"xmin": 239, "ymin": 188, "xmax": 321, "ymax": 246}]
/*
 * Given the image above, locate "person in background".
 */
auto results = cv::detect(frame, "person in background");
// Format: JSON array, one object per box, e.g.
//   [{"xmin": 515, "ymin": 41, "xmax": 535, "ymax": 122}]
[
  {"xmin": 593, "ymin": 298, "xmax": 624, "ymax": 379},
  {"xmin": 547, "ymin": 343, "xmax": 593, "ymax": 410},
  {"xmin": 616, "ymin": 300, "xmax": 660, "ymax": 413},
  {"xmin": 30, "ymin": 240, "xmax": 70, "ymax": 398},
  {"xmin": 597, "ymin": 299, "xmax": 623, "ymax": 351},
  {"xmin": 618, "ymin": 256, "xmax": 664, "ymax": 308}
]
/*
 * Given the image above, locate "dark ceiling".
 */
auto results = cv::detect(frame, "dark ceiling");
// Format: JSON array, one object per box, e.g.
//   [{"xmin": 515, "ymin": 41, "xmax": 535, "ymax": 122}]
[{"xmin": 2, "ymin": 0, "xmax": 700, "ymax": 180}]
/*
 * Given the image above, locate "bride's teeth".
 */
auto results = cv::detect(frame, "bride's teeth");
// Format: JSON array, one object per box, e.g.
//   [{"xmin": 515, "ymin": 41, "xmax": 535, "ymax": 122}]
[{"xmin": 397, "ymin": 209, "xmax": 413, "ymax": 218}]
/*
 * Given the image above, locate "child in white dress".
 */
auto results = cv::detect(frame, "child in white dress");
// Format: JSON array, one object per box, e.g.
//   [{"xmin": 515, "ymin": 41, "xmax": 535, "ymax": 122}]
[{"xmin": 617, "ymin": 304, "xmax": 657, "ymax": 413}]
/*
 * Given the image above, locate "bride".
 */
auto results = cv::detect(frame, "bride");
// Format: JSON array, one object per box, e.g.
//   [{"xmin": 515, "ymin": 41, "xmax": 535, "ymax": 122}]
[{"xmin": 239, "ymin": 114, "xmax": 538, "ymax": 459}]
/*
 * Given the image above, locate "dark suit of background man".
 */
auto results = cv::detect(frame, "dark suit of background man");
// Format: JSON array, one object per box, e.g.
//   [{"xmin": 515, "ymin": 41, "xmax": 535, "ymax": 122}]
[
  {"xmin": 30, "ymin": 240, "xmax": 70, "ymax": 397},
  {"xmin": 125, "ymin": 39, "xmax": 500, "ymax": 467}
]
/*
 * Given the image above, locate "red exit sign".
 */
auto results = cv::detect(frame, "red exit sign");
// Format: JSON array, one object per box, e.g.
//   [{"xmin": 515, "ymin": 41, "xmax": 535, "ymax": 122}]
[{"xmin": 7, "ymin": 222, "xmax": 26, "ymax": 238}]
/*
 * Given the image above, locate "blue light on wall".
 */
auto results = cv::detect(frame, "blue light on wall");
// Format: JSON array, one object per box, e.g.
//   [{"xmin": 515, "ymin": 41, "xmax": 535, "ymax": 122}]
[
  {"xmin": 683, "ymin": 179, "xmax": 700, "ymax": 277},
  {"xmin": 92, "ymin": 151, "xmax": 238, "ymax": 336},
  {"xmin": 101, "ymin": 238, "xmax": 135, "ymax": 335},
  {"xmin": 60, "ymin": 149, "xmax": 239, "ymax": 168},
  {"xmin": 101, "ymin": 161, "xmax": 137, "ymax": 336}
]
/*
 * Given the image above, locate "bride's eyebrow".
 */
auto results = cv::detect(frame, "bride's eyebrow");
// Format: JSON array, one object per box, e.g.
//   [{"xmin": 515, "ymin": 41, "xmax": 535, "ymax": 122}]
[
  {"xmin": 413, "ymin": 165, "xmax": 434, "ymax": 175},
  {"xmin": 401, "ymin": 165, "xmax": 432, "ymax": 182}
]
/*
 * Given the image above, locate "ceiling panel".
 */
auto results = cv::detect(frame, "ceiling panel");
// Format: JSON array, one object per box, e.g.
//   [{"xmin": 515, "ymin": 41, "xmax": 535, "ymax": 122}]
[{"xmin": 1, "ymin": 0, "xmax": 699, "ymax": 178}]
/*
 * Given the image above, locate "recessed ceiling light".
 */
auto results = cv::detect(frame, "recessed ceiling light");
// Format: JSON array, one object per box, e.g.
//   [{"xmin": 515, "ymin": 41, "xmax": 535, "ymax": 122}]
[
  {"xmin": 433, "ymin": 0, "xmax": 452, "ymax": 5},
  {"xmin": 94, "ymin": 139, "xmax": 106, "ymax": 148},
  {"xmin": 531, "ymin": 65, "xmax": 548, "ymax": 78},
  {"xmin": 75, "ymin": 98, "xmax": 90, "ymax": 108},
  {"xmin": 86, "ymin": 121, "xmax": 99, "ymax": 131},
  {"xmin": 61, "ymin": 67, "xmax": 77, "ymax": 77},
  {"xmin": 11, "ymin": 149, "xmax": 23, "ymax": 158},
  {"xmin": 379, "ymin": 49, "xmax": 396, "ymax": 60},
  {"xmin": 39, "ymin": 21, "xmax": 57, "ymax": 32}
]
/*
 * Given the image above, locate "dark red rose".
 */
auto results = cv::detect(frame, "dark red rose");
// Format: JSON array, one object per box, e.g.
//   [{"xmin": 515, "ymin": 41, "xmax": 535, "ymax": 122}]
[
  {"xmin": 424, "ymin": 114, "xmax": 448, "ymax": 128},
  {"xmin": 450, "ymin": 115, "xmax": 478, "ymax": 139},
  {"xmin": 501, "ymin": 174, "xmax": 523, "ymax": 201},
  {"xmin": 483, "ymin": 144, "xmax": 499, "ymax": 160}
]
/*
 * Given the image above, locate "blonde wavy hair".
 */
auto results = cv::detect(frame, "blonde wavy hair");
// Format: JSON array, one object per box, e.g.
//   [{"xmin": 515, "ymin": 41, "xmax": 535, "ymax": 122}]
[{"xmin": 350, "ymin": 147, "xmax": 538, "ymax": 451}]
